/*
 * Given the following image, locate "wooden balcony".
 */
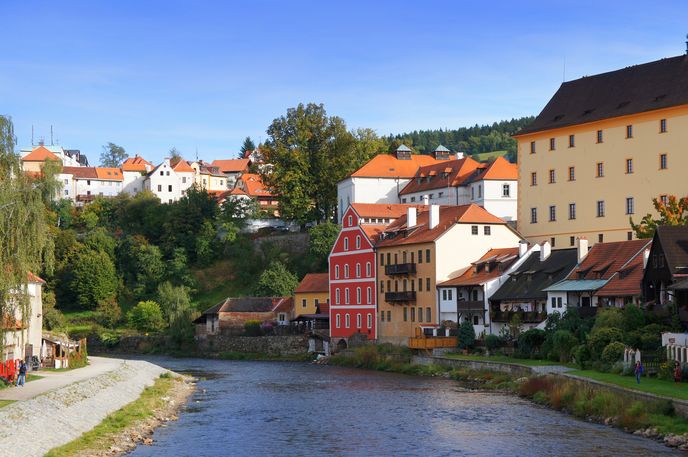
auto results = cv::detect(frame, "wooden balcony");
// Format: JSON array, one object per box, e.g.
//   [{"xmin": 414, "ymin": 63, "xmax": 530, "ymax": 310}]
[
  {"xmin": 491, "ymin": 310, "xmax": 546, "ymax": 323},
  {"xmin": 385, "ymin": 263, "xmax": 416, "ymax": 276},
  {"xmin": 408, "ymin": 336, "xmax": 458, "ymax": 350},
  {"xmin": 385, "ymin": 291, "xmax": 416, "ymax": 303}
]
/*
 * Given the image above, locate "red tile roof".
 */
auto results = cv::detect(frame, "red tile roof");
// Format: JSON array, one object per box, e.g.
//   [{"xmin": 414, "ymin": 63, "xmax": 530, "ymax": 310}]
[
  {"xmin": 295, "ymin": 273, "xmax": 329, "ymax": 294},
  {"xmin": 376, "ymin": 204, "xmax": 508, "ymax": 247},
  {"xmin": 211, "ymin": 159, "xmax": 250, "ymax": 173},
  {"xmin": 28, "ymin": 272, "xmax": 45, "ymax": 284},
  {"xmin": 351, "ymin": 203, "xmax": 425, "ymax": 220},
  {"xmin": 351, "ymin": 154, "xmax": 442, "ymax": 179},
  {"xmin": 595, "ymin": 252, "xmax": 647, "ymax": 297},
  {"xmin": 95, "ymin": 167, "xmax": 123, "ymax": 181},
  {"xmin": 62, "ymin": 166, "xmax": 98, "ymax": 179},
  {"xmin": 272, "ymin": 297, "xmax": 294, "ymax": 313},
  {"xmin": 122, "ymin": 156, "xmax": 152, "ymax": 172},
  {"xmin": 467, "ymin": 156, "xmax": 518, "ymax": 182},
  {"xmin": 239, "ymin": 173, "xmax": 275, "ymax": 197},
  {"xmin": 361, "ymin": 224, "xmax": 386, "ymax": 243},
  {"xmin": 438, "ymin": 247, "xmax": 520, "ymax": 287},
  {"xmin": 399, "ymin": 157, "xmax": 483, "ymax": 195},
  {"xmin": 22, "ymin": 146, "xmax": 60, "ymax": 162},
  {"xmin": 172, "ymin": 159, "xmax": 194, "ymax": 173},
  {"xmin": 567, "ymin": 239, "xmax": 651, "ymax": 281}
]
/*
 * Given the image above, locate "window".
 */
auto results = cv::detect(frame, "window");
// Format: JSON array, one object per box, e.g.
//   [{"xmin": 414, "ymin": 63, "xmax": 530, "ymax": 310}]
[
  {"xmin": 387, "ymin": 279, "xmax": 391, "ymax": 291},
  {"xmin": 530, "ymin": 141, "xmax": 536, "ymax": 154},
  {"xmin": 418, "ymin": 307, "xmax": 423, "ymax": 322},
  {"xmin": 660, "ymin": 118, "xmax": 667, "ymax": 133},
  {"xmin": 531, "ymin": 172, "xmax": 537, "ymax": 186},
  {"xmin": 387, "ymin": 253, "xmax": 391, "ymax": 265},
  {"xmin": 356, "ymin": 263, "xmax": 361, "ymax": 278},
  {"xmin": 426, "ymin": 278, "xmax": 431, "ymax": 290},
  {"xmin": 380, "ymin": 280, "xmax": 384, "ymax": 292},
  {"xmin": 401, "ymin": 198, "xmax": 407, "ymax": 203},
  {"xmin": 355, "ymin": 236, "xmax": 361, "ymax": 249},
  {"xmin": 549, "ymin": 169, "xmax": 555, "ymax": 184},
  {"xmin": 473, "ymin": 315, "xmax": 479, "ymax": 325},
  {"xmin": 502, "ymin": 184, "xmax": 510, "ymax": 197},
  {"xmin": 570, "ymin": 236, "xmax": 575, "ymax": 246},
  {"xmin": 628, "ymin": 231, "xmax": 633, "ymax": 241},
  {"xmin": 387, "ymin": 310, "xmax": 391, "ymax": 321},
  {"xmin": 568, "ymin": 134, "xmax": 575, "ymax": 147},
  {"xmin": 626, "ymin": 158, "xmax": 633, "ymax": 174},
  {"xmin": 530, "ymin": 208, "xmax": 537, "ymax": 224},
  {"xmin": 367, "ymin": 287, "xmax": 372, "ymax": 304},
  {"xmin": 626, "ymin": 125, "xmax": 633, "ymax": 138},
  {"xmin": 168, "ymin": 185, "xmax": 173, "ymax": 192},
  {"xmin": 381, "ymin": 310, "xmax": 385, "ymax": 322},
  {"xmin": 335, "ymin": 288, "xmax": 340, "ymax": 304},
  {"xmin": 549, "ymin": 205, "xmax": 556, "ymax": 222},
  {"xmin": 335, "ymin": 265, "xmax": 340, "ymax": 279},
  {"xmin": 418, "ymin": 250, "xmax": 422, "ymax": 264},
  {"xmin": 484, "ymin": 226, "xmax": 491, "ymax": 235},
  {"xmin": 596, "ymin": 130, "xmax": 603, "ymax": 143},
  {"xmin": 347, "ymin": 215, "xmax": 352, "ymax": 226},
  {"xmin": 596, "ymin": 162, "xmax": 604, "ymax": 177},
  {"xmin": 157, "ymin": 185, "xmax": 162, "ymax": 192},
  {"xmin": 344, "ymin": 264, "xmax": 349, "ymax": 278},
  {"xmin": 442, "ymin": 290, "xmax": 447, "ymax": 300},
  {"xmin": 410, "ymin": 196, "xmax": 416, "ymax": 202},
  {"xmin": 549, "ymin": 138, "xmax": 555, "ymax": 150},
  {"xmin": 64, "ymin": 189, "xmax": 68, "ymax": 196},
  {"xmin": 425, "ymin": 249, "xmax": 430, "ymax": 263},
  {"xmin": 344, "ymin": 238, "xmax": 349, "ymax": 251},
  {"xmin": 568, "ymin": 166, "xmax": 575, "ymax": 181},
  {"xmin": 660, "ymin": 195, "xmax": 668, "ymax": 205},
  {"xmin": 302, "ymin": 299, "xmax": 307, "ymax": 308},
  {"xmin": 418, "ymin": 278, "xmax": 422, "ymax": 292},
  {"xmin": 626, "ymin": 197, "xmax": 634, "ymax": 215},
  {"xmin": 598, "ymin": 234, "xmax": 604, "ymax": 243},
  {"xmin": 550, "ymin": 237, "xmax": 556, "ymax": 247},
  {"xmin": 345, "ymin": 288, "xmax": 350, "ymax": 304},
  {"xmin": 403, "ymin": 307, "xmax": 408, "ymax": 321},
  {"xmin": 438, "ymin": 192, "xmax": 443, "ymax": 198},
  {"xmin": 182, "ymin": 177, "xmax": 187, "ymax": 184},
  {"xmin": 448, "ymin": 289, "xmax": 452, "ymax": 300},
  {"xmin": 478, "ymin": 185, "xmax": 482, "ymax": 198},
  {"xmin": 660, "ymin": 153, "xmax": 668, "ymax": 169},
  {"xmin": 379, "ymin": 254, "xmax": 384, "ymax": 266},
  {"xmin": 367, "ymin": 313, "xmax": 372, "ymax": 329},
  {"xmin": 471, "ymin": 187, "xmax": 475, "ymax": 200},
  {"xmin": 356, "ymin": 287, "xmax": 361, "ymax": 304},
  {"xmin": 471, "ymin": 225, "xmax": 478, "ymax": 235},
  {"xmin": 597, "ymin": 200, "xmax": 605, "ymax": 218},
  {"xmin": 366, "ymin": 262, "xmax": 371, "ymax": 277},
  {"xmin": 356, "ymin": 314, "xmax": 362, "ymax": 328},
  {"xmin": 411, "ymin": 307, "xmax": 416, "ymax": 322},
  {"xmin": 426, "ymin": 307, "xmax": 431, "ymax": 322},
  {"xmin": 336, "ymin": 314, "xmax": 341, "ymax": 328},
  {"xmin": 345, "ymin": 314, "xmax": 350, "ymax": 328},
  {"xmin": 568, "ymin": 203, "xmax": 576, "ymax": 220},
  {"xmin": 160, "ymin": 171, "xmax": 164, "ymax": 176}
]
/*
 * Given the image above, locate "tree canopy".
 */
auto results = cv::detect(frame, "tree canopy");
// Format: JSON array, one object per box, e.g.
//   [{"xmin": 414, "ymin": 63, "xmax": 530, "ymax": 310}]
[
  {"xmin": 240, "ymin": 137, "xmax": 256, "ymax": 157},
  {"xmin": 630, "ymin": 195, "xmax": 688, "ymax": 238},
  {"xmin": 100, "ymin": 142, "xmax": 128, "ymax": 167}
]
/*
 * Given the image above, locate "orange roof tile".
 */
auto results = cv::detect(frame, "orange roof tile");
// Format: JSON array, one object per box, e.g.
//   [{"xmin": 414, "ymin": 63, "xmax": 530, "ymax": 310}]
[
  {"xmin": 172, "ymin": 159, "xmax": 194, "ymax": 173},
  {"xmin": 62, "ymin": 166, "xmax": 97, "ymax": 179},
  {"xmin": 351, "ymin": 203, "xmax": 426, "ymax": 220},
  {"xmin": 273, "ymin": 297, "xmax": 294, "ymax": 313},
  {"xmin": 400, "ymin": 157, "xmax": 483, "ymax": 195},
  {"xmin": 122, "ymin": 156, "xmax": 152, "ymax": 172},
  {"xmin": 596, "ymin": 246, "xmax": 649, "ymax": 297},
  {"xmin": 239, "ymin": 173, "xmax": 275, "ymax": 197},
  {"xmin": 351, "ymin": 153, "xmax": 441, "ymax": 179},
  {"xmin": 211, "ymin": 159, "xmax": 250, "ymax": 173},
  {"xmin": 28, "ymin": 272, "xmax": 45, "ymax": 284},
  {"xmin": 95, "ymin": 167, "xmax": 123, "ymax": 181},
  {"xmin": 22, "ymin": 146, "xmax": 60, "ymax": 162},
  {"xmin": 295, "ymin": 273, "xmax": 329, "ymax": 293},
  {"xmin": 567, "ymin": 239, "xmax": 651, "ymax": 281},
  {"xmin": 438, "ymin": 248, "xmax": 520, "ymax": 287},
  {"xmin": 376, "ymin": 204, "xmax": 508, "ymax": 247},
  {"xmin": 361, "ymin": 225, "xmax": 386, "ymax": 242},
  {"xmin": 469, "ymin": 156, "xmax": 517, "ymax": 181}
]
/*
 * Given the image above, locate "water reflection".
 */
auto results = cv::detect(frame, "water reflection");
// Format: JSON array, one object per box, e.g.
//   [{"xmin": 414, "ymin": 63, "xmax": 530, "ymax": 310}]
[{"xmin": 127, "ymin": 357, "xmax": 682, "ymax": 457}]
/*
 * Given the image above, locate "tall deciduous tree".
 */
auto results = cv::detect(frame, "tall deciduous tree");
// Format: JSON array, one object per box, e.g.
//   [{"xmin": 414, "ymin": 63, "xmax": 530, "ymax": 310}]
[
  {"xmin": 630, "ymin": 195, "xmax": 688, "ymax": 238},
  {"xmin": 100, "ymin": 142, "xmax": 128, "ymax": 167},
  {"xmin": 0, "ymin": 116, "xmax": 54, "ymax": 348},
  {"xmin": 254, "ymin": 261, "xmax": 298, "ymax": 297}
]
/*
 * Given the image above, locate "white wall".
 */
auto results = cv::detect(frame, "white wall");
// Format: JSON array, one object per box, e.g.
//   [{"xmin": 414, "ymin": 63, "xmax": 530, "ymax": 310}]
[
  {"xmin": 3, "ymin": 282, "xmax": 43, "ymax": 362},
  {"xmin": 123, "ymin": 171, "xmax": 147, "ymax": 195},
  {"xmin": 468, "ymin": 179, "xmax": 518, "ymax": 221},
  {"xmin": 145, "ymin": 159, "xmax": 186, "ymax": 203},
  {"xmin": 337, "ymin": 177, "xmax": 408, "ymax": 222}
]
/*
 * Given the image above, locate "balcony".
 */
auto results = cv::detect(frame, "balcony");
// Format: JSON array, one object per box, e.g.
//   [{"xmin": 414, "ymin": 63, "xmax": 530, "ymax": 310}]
[
  {"xmin": 491, "ymin": 310, "xmax": 547, "ymax": 323},
  {"xmin": 385, "ymin": 291, "xmax": 416, "ymax": 303},
  {"xmin": 408, "ymin": 336, "xmax": 457, "ymax": 350},
  {"xmin": 385, "ymin": 263, "xmax": 417, "ymax": 276}
]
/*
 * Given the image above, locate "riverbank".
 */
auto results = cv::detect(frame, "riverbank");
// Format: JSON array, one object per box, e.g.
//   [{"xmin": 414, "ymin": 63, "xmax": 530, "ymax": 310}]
[
  {"xmin": 327, "ymin": 346, "xmax": 688, "ymax": 451},
  {"xmin": 0, "ymin": 358, "xmax": 186, "ymax": 457}
]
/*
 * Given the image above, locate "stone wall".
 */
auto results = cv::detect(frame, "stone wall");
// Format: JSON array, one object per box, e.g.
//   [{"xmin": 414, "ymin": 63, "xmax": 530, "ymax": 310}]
[
  {"xmin": 197, "ymin": 334, "xmax": 309, "ymax": 356},
  {"xmin": 412, "ymin": 355, "xmax": 534, "ymax": 378}
]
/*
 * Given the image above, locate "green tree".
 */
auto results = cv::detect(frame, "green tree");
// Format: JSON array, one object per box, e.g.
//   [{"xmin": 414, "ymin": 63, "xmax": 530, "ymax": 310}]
[
  {"xmin": 100, "ymin": 142, "xmax": 128, "ymax": 167},
  {"xmin": 69, "ymin": 248, "xmax": 118, "ymax": 309},
  {"xmin": 458, "ymin": 319, "xmax": 476, "ymax": 350},
  {"xmin": 84, "ymin": 227, "xmax": 117, "ymax": 261},
  {"xmin": 240, "ymin": 136, "xmax": 256, "ymax": 157},
  {"xmin": 157, "ymin": 282, "xmax": 197, "ymax": 347},
  {"xmin": 308, "ymin": 222, "xmax": 340, "ymax": 270},
  {"xmin": 631, "ymin": 195, "xmax": 688, "ymax": 238},
  {"xmin": 255, "ymin": 261, "xmax": 298, "ymax": 296},
  {"xmin": 169, "ymin": 147, "xmax": 182, "ymax": 163},
  {"xmin": 551, "ymin": 330, "xmax": 578, "ymax": 362},
  {"xmin": 127, "ymin": 300, "xmax": 165, "ymax": 333},
  {"xmin": 118, "ymin": 235, "xmax": 165, "ymax": 300}
]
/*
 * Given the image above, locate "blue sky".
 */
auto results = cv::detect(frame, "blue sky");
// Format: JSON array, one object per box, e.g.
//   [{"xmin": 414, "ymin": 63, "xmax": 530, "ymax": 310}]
[{"xmin": 2, "ymin": 1, "xmax": 687, "ymax": 164}]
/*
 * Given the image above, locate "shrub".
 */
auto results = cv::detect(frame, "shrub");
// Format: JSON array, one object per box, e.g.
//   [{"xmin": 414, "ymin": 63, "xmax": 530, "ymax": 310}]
[
  {"xmin": 587, "ymin": 327, "xmax": 623, "ymax": 360},
  {"xmin": 601, "ymin": 341, "xmax": 626, "ymax": 365},
  {"xmin": 515, "ymin": 328, "xmax": 546, "ymax": 359},
  {"xmin": 573, "ymin": 344, "xmax": 591, "ymax": 368},
  {"xmin": 593, "ymin": 308, "xmax": 624, "ymax": 331},
  {"xmin": 551, "ymin": 330, "xmax": 578, "ymax": 362},
  {"xmin": 127, "ymin": 300, "xmax": 165, "ymax": 333},
  {"xmin": 484, "ymin": 334, "xmax": 505, "ymax": 351},
  {"xmin": 243, "ymin": 320, "xmax": 263, "ymax": 336},
  {"xmin": 458, "ymin": 320, "xmax": 476, "ymax": 350},
  {"xmin": 95, "ymin": 299, "xmax": 123, "ymax": 328},
  {"xmin": 622, "ymin": 304, "xmax": 645, "ymax": 333}
]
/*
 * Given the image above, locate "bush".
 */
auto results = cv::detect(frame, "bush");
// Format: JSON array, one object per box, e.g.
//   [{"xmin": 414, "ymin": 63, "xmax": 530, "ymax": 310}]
[
  {"xmin": 458, "ymin": 320, "xmax": 476, "ymax": 350},
  {"xmin": 515, "ymin": 328, "xmax": 546, "ymax": 359},
  {"xmin": 587, "ymin": 327, "xmax": 623, "ymax": 360},
  {"xmin": 573, "ymin": 344, "xmax": 591, "ymax": 368},
  {"xmin": 601, "ymin": 341, "xmax": 626, "ymax": 365},
  {"xmin": 244, "ymin": 320, "xmax": 263, "ymax": 337},
  {"xmin": 622, "ymin": 305, "xmax": 645, "ymax": 333},
  {"xmin": 551, "ymin": 330, "xmax": 579, "ymax": 362},
  {"xmin": 127, "ymin": 300, "xmax": 165, "ymax": 333},
  {"xmin": 593, "ymin": 308, "xmax": 624, "ymax": 331},
  {"xmin": 485, "ymin": 334, "xmax": 505, "ymax": 351},
  {"xmin": 95, "ymin": 299, "xmax": 122, "ymax": 328}
]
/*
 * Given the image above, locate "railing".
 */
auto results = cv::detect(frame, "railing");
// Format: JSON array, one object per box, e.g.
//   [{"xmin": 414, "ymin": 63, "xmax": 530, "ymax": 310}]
[
  {"xmin": 457, "ymin": 301, "xmax": 485, "ymax": 312},
  {"xmin": 491, "ymin": 310, "xmax": 547, "ymax": 323},
  {"xmin": 385, "ymin": 291, "xmax": 417, "ymax": 302},
  {"xmin": 408, "ymin": 336, "xmax": 457, "ymax": 350},
  {"xmin": 385, "ymin": 263, "xmax": 417, "ymax": 275}
]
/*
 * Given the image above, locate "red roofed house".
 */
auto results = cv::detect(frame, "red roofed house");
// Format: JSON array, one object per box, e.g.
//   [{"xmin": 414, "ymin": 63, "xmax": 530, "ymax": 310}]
[
  {"xmin": 336, "ymin": 145, "xmax": 453, "ymax": 223},
  {"xmin": 211, "ymin": 159, "xmax": 250, "ymax": 187},
  {"xmin": 122, "ymin": 155, "xmax": 154, "ymax": 195},
  {"xmin": 21, "ymin": 145, "xmax": 61, "ymax": 174},
  {"xmin": 294, "ymin": 273, "xmax": 329, "ymax": 317},
  {"xmin": 59, "ymin": 166, "xmax": 123, "ymax": 205},
  {"xmin": 436, "ymin": 243, "xmax": 538, "ymax": 337},
  {"xmin": 3, "ymin": 273, "xmax": 45, "ymax": 365},
  {"xmin": 193, "ymin": 297, "xmax": 293, "ymax": 338},
  {"xmin": 233, "ymin": 173, "xmax": 279, "ymax": 215},
  {"xmin": 375, "ymin": 204, "xmax": 523, "ymax": 344}
]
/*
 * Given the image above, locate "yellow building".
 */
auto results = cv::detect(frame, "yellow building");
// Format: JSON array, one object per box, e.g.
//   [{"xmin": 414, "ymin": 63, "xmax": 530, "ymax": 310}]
[
  {"xmin": 375, "ymin": 204, "xmax": 522, "ymax": 345},
  {"xmin": 294, "ymin": 273, "xmax": 330, "ymax": 316},
  {"xmin": 515, "ymin": 54, "xmax": 688, "ymax": 248}
]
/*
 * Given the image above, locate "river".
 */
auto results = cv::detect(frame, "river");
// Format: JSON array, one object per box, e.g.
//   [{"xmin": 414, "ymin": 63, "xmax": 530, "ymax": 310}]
[{"xmin": 128, "ymin": 357, "xmax": 682, "ymax": 457}]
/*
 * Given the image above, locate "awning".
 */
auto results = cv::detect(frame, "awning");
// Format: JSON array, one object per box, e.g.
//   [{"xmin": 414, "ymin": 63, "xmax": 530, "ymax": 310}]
[{"xmin": 543, "ymin": 279, "xmax": 608, "ymax": 292}]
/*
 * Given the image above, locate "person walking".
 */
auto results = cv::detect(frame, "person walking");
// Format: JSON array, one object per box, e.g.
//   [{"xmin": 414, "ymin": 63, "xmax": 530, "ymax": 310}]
[
  {"xmin": 15, "ymin": 360, "xmax": 27, "ymax": 387},
  {"xmin": 675, "ymin": 362, "xmax": 682, "ymax": 383},
  {"xmin": 635, "ymin": 360, "xmax": 644, "ymax": 384}
]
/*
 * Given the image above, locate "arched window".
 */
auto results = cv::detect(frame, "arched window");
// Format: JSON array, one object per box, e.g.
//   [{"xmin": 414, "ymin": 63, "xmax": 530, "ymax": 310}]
[
  {"xmin": 335, "ymin": 314, "xmax": 341, "ymax": 328},
  {"xmin": 344, "ymin": 237, "xmax": 349, "ymax": 251},
  {"xmin": 366, "ymin": 262, "xmax": 371, "ymax": 277},
  {"xmin": 345, "ymin": 288, "xmax": 350, "ymax": 304},
  {"xmin": 367, "ymin": 287, "xmax": 372, "ymax": 304},
  {"xmin": 344, "ymin": 264, "xmax": 349, "ymax": 278},
  {"xmin": 348, "ymin": 215, "xmax": 353, "ymax": 227},
  {"xmin": 356, "ymin": 287, "xmax": 361, "ymax": 304},
  {"xmin": 335, "ymin": 288, "xmax": 340, "ymax": 304},
  {"xmin": 356, "ymin": 313, "xmax": 362, "ymax": 328},
  {"xmin": 356, "ymin": 263, "xmax": 361, "ymax": 278},
  {"xmin": 335, "ymin": 265, "xmax": 340, "ymax": 279},
  {"xmin": 367, "ymin": 313, "xmax": 372, "ymax": 329},
  {"xmin": 356, "ymin": 235, "xmax": 361, "ymax": 249},
  {"xmin": 345, "ymin": 313, "xmax": 350, "ymax": 328}
]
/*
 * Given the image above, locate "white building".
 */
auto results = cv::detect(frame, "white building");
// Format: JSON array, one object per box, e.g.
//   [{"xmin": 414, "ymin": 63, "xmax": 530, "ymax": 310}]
[
  {"xmin": 210, "ymin": 159, "xmax": 250, "ymax": 187},
  {"xmin": 59, "ymin": 167, "xmax": 123, "ymax": 205},
  {"xmin": 122, "ymin": 155, "xmax": 154, "ymax": 195},
  {"xmin": 3, "ymin": 273, "xmax": 44, "ymax": 363},
  {"xmin": 145, "ymin": 158, "xmax": 195, "ymax": 203}
]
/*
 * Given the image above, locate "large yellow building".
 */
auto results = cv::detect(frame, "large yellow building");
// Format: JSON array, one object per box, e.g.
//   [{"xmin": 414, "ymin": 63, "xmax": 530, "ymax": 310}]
[{"xmin": 515, "ymin": 54, "xmax": 688, "ymax": 248}]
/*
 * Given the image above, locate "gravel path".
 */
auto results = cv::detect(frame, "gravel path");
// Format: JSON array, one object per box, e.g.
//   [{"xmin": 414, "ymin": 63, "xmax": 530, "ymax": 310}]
[{"xmin": 0, "ymin": 357, "xmax": 168, "ymax": 457}]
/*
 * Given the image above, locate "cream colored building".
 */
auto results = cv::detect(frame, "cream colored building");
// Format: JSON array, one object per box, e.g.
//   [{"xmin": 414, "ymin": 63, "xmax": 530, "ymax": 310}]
[
  {"xmin": 516, "ymin": 54, "xmax": 688, "ymax": 248},
  {"xmin": 3, "ymin": 274, "xmax": 44, "ymax": 363}
]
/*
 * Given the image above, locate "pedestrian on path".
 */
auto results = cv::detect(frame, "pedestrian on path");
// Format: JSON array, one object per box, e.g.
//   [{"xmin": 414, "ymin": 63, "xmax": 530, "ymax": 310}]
[
  {"xmin": 15, "ymin": 360, "xmax": 27, "ymax": 387},
  {"xmin": 675, "ymin": 362, "xmax": 682, "ymax": 383},
  {"xmin": 635, "ymin": 360, "xmax": 644, "ymax": 384}
]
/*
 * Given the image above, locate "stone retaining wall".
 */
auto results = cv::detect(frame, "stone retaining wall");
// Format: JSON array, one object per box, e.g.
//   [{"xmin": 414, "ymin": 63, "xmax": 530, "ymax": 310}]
[
  {"xmin": 197, "ymin": 334, "xmax": 309, "ymax": 356},
  {"xmin": 413, "ymin": 355, "xmax": 534, "ymax": 377}
]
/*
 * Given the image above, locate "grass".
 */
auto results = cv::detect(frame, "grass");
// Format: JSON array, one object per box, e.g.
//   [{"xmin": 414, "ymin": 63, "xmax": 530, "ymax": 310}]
[
  {"xmin": 570, "ymin": 369, "xmax": 688, "ymax": 401},
  {"xmin": 44, "ymin": 375, "xmax": 180, "ymax": 457},
  {"xmin": 0, "ymin": 400, "xmax": 16, "ymax": 408},
  {"xmin": 444, "ymin": 353, "xmax": 576, "ymax": 368},
  {"xmin": 192, "ymin": 260, "xmax": 252, "ymax": 311},
  {"xmin": 472, "ymin": 150, "xmax": 509, "ymax": 162}
]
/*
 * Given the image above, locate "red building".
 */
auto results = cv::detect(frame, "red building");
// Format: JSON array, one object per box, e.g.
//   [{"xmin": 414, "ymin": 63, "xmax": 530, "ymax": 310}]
[{"xmin": 329, "ymin": 203, "xmax": 421, "ymax": 348}]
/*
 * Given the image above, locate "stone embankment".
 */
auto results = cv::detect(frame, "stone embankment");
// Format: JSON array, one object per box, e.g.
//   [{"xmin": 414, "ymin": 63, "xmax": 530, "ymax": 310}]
[{"xmin": 0, "ymin": 358, "xmax": 178, "ymax": 457}]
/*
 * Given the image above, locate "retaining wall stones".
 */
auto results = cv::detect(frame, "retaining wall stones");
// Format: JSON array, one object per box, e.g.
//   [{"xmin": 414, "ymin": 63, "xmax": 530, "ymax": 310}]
[
  {"xmin": 197, "ymin": 334, "xmax": 309, "ymax": 356},
  {"xmin": 413, "ymin": 355, "xmax": 534, "ymax": 378}
]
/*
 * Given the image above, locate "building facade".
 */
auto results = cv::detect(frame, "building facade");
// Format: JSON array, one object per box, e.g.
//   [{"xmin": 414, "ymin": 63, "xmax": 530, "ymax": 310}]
[{"xmin": 294, "ymin": 273, "xmax": 330, "ymax": 317}]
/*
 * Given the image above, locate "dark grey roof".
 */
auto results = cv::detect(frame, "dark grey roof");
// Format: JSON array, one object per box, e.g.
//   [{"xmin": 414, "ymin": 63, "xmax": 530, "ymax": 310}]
[
  {"xmin": 518, "ymin": 55, "xmax": 688, "ymax": 135},
  {"xmin": 201, "ymin": 297, "xmax": 281, "ymax": 315},
  {"xmin": 490, "ymin": 249, "xmax": 579, "ymax": 302},
  {"xmin": 655, "ymin": 226, "xmax": 688, "ymax": 277}
]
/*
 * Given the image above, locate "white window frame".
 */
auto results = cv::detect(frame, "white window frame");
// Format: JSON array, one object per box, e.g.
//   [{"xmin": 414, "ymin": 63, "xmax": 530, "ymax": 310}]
[
  {"xmin": 345, "ymin": 313, "xmax": 350, "ymax": 328},
  {"xmin": 356, "ymin": 313, "xmax": 362, "ymax": 329}
]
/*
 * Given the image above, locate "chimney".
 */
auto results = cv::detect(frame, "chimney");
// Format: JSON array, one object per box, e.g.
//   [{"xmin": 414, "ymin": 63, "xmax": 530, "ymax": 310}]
[
  {"xmin": 540, "ymin": 241, "xmax": 551, "ymax": 262},
  {"xmin": 422, "ymin": 195, "xmax": 429, "ymax": 206},
  {"xmin": 518, "ymin": 240, "xmax": 528, "ymax": 258},
  {"xmin": 576, "ymin": 237, "xmax": 589, "ymax": 263},
  {"xmin": 429, "ymin": 204, "xmax": 440, "ymax": 229},
  {"xmin": 643, "ymin": 248, "xmax": 650, "ymax": 269},
  {"xmin": 407, "ymin": 207, "xmax": 417, "ymax": 228}
]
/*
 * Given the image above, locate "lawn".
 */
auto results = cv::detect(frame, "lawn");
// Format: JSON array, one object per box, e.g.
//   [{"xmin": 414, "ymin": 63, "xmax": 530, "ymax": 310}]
[
  {"xmin": 0, "ymin": 400, "xmax": 16, "ymax": 408},
  {"xmin": 192, "ymin": 260, "xmax": 252, "ymax": 311},
  {"xmin": 444, "ymin": 353, "xmax": 574, "ymax": 368},
  {"xmin": 472, "ymin": 150, "xmax": 509, "ymax": 162},
  {"xmin": 569, "ymin": 369, "xmax": 688, "ymax": 401}
]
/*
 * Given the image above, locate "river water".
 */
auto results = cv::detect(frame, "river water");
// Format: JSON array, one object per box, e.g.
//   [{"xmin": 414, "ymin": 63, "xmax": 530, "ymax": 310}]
[{"xmin": 128, "ymin": 357, "xmax": 682, "ymax": 457}]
